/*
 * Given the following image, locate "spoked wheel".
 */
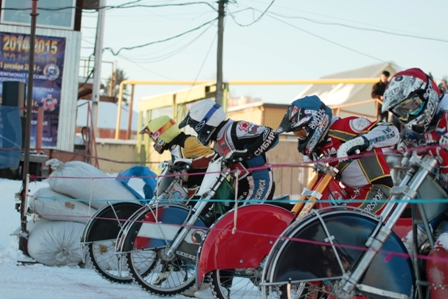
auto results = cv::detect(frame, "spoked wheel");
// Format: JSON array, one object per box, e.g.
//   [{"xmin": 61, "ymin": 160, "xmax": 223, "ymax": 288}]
[
  {"xmin": 209, "ymin": 268, "xmax": 267, "ymax": 299},
  {"xmin": 263, "ymin": 282, "xmax": 324, "ymax": 299},
  {"xmin": 261, "ymin": 210, "xmax": 414, "ymax": 299},
  {"xmin": 126, "ymin": 248, "xmax": 196, "ymax": 295},
  {"xmin": 210, "ymin": 269, "xmax": 327, "ymax": 299},
  {"xmin": 88, "ymin": 239, "xmax": 155, "ymax": 283},
  {"xmin": 84, "ymin": 202, "xmax": 146, "ymax": 284},
  {"xmin": 263, "ymin": 281, "xmax": 376, "ymax": 299}
]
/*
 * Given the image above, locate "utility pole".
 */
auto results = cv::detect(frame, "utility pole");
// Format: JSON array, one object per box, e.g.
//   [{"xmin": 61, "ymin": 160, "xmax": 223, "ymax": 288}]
[
  {"xmin": 91, "ymin": 0, "xmax": 107, "ymax": 138},
  {"xmin": 216, "ymin": 0, "xmax": 227, "ymax": 106},
  {"xmin": 19, "ymin": 0, "xmax": 39, "ymax": 256}
]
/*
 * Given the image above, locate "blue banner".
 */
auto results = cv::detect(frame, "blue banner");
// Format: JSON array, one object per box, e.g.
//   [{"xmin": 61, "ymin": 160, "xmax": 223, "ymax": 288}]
[
  {"xmin": 0, "ymin": 32, "xmax": 66, "ymax": 147},
  {"xmin": 0, "ymin": 106, "xmax": 21, "ymax": 169}
]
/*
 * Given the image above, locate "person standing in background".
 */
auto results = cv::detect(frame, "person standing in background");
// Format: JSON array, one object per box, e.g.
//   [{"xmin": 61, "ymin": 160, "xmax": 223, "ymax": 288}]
[
  {"xmin": 371, "ymin": 70, "xmax": 391, "ymax": 122},
  {"xmin": 439, "ymin": 78, "xmax": 448, "ymax": 94}
]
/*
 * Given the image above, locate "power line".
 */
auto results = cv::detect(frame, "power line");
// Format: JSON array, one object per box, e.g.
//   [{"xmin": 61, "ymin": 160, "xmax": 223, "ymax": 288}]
[
  {"xmin": 265, "ymin": 11, "xmax": 448, "ymax": 44},
  {"xmin": 224, "ymin": 3, "xmax": 444, "ymax": 79},
  {"xmin": 226, "ymin": 2, "xmax": 448, "ymax": 44},
  {"xmin": 118, "ymin": 24, "xmax": 214, "ymax": 63},
  {"xmin": 265, "ymin": 13, "xmax": 395, "ymax": 67},
  {"xmin": 0, "ymin": 1, "xmax": 217, "ymax": 12},
  {"xmin": 227, "ymin": 0, "xmax": 275, "ymax": 27},
  {"xmin": 103, "ymin": 18, "xmax": 217, "ymax": 56}
]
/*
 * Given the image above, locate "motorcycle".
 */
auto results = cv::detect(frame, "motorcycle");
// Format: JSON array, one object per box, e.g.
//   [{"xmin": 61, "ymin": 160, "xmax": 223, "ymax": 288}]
[
  {"xmin": 80, "ymin": 160, "xmax": 191, "ymax": 283},
  {"xmin": 260, "ymin": 152, "xmax": 448, "ymax": 299},
  {"xmin": 196, "ymin": 160, "xmax": 351, "ymax": 299},
  {"xmin": 196, "ymin": 154, "xmax": 415, "ymax": 299},
  {"xmin": 114, "ymin": 155, "xmax": 235, "ymax": 295}
]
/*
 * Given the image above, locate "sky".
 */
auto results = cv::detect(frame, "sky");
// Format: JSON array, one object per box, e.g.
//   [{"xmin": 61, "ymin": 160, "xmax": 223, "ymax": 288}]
[
  {"xmin": 79, "ymin": 0, "xmax": 448, "ymax": 109},
  {"xmin": 0, "ymin": 178, "xmax": 180, "ymax": 299}
]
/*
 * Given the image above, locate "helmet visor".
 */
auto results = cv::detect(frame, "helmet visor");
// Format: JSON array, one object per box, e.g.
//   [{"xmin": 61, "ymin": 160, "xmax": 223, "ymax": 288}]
[
  {"xmin": 293, "ymin": 127, "xmax": 308, "ymax": 140},
  {"xmin": 139, "ymin": 126, "xmax": 160, "ymax": 142},
  {"xmin": 140, "ymin": 119, "xmax": 176, "ymax": 142},
  {"xmin": 179, "ymin": 113, "xmax": 190, "ymax": 129},
  {"xmin": 391, "ymin": 94, "xmax": 424, "ymax": 121},
  {"xmin": 139, "ymin": 126, "xmax": 152, "ymax": 136}
]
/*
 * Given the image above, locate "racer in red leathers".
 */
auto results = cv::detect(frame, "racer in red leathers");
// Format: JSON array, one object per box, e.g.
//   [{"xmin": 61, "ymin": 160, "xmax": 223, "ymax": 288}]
[
  {"xmin": 277, "ymin": 95, "xmax": 400, "ymax": 214},
  {"xmin": 382, "ymin": 68, "xmax": 448, "ymax": 299}
]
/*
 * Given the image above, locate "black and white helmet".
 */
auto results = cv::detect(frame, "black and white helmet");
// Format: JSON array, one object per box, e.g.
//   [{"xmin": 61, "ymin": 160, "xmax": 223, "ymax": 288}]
[{"xmin": 382, "ymin": 68, "xmax": 440, "ymax": 134}]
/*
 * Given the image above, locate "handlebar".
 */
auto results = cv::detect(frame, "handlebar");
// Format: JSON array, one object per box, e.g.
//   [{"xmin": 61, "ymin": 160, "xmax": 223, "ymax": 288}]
[
  {"xmin": 313, "ymin": 162, "xmax": 340, "ymax": 179},
  {"xmin": 159, "ymin": 158, "xmax": 192, "ymax": 172},
  {"xmin": 310, "ymin": 153, "xmax": 341, "ymax": 179},
  {"xmin": 170, "ymin": 162, "xmax": 190, "ymax": 172}
]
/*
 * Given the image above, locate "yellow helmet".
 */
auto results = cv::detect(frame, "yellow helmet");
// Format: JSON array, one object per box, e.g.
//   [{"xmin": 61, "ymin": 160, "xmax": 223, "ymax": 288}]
[{"xmin": 140, "ymin": 115, "xmax": 181, "ymax": 154}]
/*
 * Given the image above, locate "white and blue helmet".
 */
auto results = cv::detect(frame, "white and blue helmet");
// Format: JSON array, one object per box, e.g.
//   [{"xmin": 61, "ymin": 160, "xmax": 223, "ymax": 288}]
[{"xmin": 179, "ymin": 99, "xmax": 226, "ymax": 145}]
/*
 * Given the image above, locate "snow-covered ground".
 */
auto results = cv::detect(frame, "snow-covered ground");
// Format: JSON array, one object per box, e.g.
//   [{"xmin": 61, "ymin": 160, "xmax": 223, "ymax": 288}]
[{"xmin": 0, "ymin": 178, "xmax": 182, "ymax": 299}]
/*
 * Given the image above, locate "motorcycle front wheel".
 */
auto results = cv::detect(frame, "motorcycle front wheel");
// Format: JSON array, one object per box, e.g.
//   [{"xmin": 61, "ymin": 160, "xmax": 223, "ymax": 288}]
[{"xmin": 261, "ymin": 208, "xmax": 414, "ymax": 299}]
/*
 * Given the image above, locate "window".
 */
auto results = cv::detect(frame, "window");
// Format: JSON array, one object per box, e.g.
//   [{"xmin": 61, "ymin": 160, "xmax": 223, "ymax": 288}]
[{"xmin": 1, "ymin": 0, "xmax": 76, "ymax": 30}]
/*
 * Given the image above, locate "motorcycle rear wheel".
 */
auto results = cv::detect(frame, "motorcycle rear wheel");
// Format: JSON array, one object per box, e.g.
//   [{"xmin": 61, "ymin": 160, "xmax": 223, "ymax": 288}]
[
  {"xmin": 265, "ymin": 282, "xmax": 377, "ymax": 299},
  {"xmin": 84, "ymin": 202, "xmax": 145, "ymax": 283},
  {"xmin": 210, "ymin": 270, "xmax": 336, "ymax": 299},
  {"xmin": 88, "ymin": 240, "xmax": 154, "ymax": 283}
]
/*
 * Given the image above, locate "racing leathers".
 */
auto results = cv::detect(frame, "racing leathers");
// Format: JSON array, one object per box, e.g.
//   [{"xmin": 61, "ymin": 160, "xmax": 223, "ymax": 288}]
[
  {"xmin": 311, "ymin": 116, "xmax": 399, "ymax": 214},
  {"xmin": 211, "ymin": 119, "xmax": 279, "ymax": 203},
  {"xmin": 166, "ymin": 132, "xmax": 216, "ymax": 189}
]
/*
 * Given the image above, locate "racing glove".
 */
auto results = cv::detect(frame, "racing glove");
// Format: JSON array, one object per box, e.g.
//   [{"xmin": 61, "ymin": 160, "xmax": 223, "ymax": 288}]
[
  {"xmin": 397, "ymin": 131, "xmax": 426, "ymax": 152},
  {"xmin": 337, "ymin": 136, "xmax": 370, "ymax": 161},
  {"xmin": 302, "ymin": 155, "xmax": 313, "ymax": 163},
  {"xmin": 225, "ymin": 150, "xmax": 249, "ymax": 165},
  {"xmin": 439, "ymin": 134, "xmax": 448, "ymax": 151}
]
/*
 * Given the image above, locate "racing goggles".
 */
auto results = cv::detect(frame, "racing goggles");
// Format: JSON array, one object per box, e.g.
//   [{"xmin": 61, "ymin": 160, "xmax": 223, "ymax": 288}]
[
  {"xmin": 139, "ymin": 126, "xmax": 151, "ymax": 135},
  {"xmin": 139, "ymin": 126, "xmax": 158, "ymax": 141},
  {"xmin": 293, "ymin": 127, "xmax": 308, "ymax": 140},
  {"xmin": 391, "ymin": 93, "xmax": 425, "ymax": 121},
  {"xmin": 139, "ymin": 119, "xmax": 176, "ymax": 141}
]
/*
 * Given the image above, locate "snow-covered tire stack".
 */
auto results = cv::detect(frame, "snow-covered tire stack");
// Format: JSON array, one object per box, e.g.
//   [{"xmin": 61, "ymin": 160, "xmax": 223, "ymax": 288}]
[{"xmin": 27, "ymin": 159, "xmax": 139, "ymax": 267}]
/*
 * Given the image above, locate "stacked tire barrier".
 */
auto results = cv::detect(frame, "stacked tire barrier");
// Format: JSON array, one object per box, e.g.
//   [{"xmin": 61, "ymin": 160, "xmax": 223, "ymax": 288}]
[{"xmin": 27, "ymin": 159, "xmax": 141, "ymax": 266}]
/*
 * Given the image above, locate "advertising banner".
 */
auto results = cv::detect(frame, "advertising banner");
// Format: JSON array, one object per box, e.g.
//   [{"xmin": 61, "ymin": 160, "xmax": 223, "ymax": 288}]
[{"xmin": 0, "ymin": 32, "xmax": 66, "ymax": 147}]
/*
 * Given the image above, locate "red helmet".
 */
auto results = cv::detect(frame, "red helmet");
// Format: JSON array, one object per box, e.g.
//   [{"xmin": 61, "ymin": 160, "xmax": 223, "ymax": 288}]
[{"xmin": 382, "ymin": 68, "xmax": 440, "ymax": 133}]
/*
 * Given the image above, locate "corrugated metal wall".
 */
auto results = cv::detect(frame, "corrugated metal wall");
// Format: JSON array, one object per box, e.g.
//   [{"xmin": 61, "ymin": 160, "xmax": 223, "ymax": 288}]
[{"xmin": 2, "ymin": 25, "xmax": 81, "ymax": 151}]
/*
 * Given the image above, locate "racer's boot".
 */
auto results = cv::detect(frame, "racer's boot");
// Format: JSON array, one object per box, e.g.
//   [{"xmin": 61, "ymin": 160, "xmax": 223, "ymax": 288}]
[
  {"xmin": 152, "ymin": 263, "xmax": 174, "ymax": 285},
  {"xmin": 426, "ymin": 233, "xmax": 448, "ymax": 299},
  {"xmin": 194, "ymin": 284, "xmax": 222, "ymax": 299},
  {"xmin": 182, "ymin": 283, "xmax": 210, "ymax": 298}
]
